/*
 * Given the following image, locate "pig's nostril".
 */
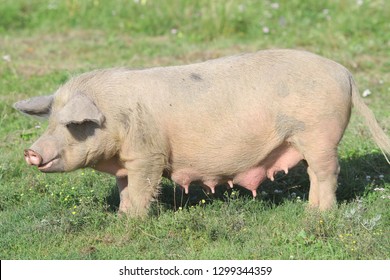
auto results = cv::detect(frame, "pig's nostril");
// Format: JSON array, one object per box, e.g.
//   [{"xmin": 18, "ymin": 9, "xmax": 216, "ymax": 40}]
[{"xmin": 24, "ymin": 149, "xmax": 43, "ymax": 166}]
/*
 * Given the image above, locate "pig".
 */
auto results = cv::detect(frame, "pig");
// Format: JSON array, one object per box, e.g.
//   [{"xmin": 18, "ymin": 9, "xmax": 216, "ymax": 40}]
[{"xmin": 14, "ymin": 49, "xmax": 390, "ymax": 216}]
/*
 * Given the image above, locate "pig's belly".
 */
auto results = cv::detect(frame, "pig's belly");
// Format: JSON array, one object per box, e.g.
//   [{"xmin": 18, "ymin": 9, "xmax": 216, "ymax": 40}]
[{"xmin": 170, "ymin": 142, "xmax": 303, "ymax": 196}]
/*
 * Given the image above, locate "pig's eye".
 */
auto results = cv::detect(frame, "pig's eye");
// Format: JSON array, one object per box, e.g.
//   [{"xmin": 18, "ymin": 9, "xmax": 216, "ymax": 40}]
[{"xmin": 66, "ymin": 122, "xmax": 99, "ymax": 141}]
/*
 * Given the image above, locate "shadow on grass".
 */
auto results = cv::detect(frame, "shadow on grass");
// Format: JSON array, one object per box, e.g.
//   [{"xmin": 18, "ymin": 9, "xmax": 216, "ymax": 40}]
[
  {"xmin": 337, "ymin": 153, "xmax": 389, "ymax": 201},
  {"xmin": 104, "ymin": 153, "xmax": 389, "ymax": 214}
]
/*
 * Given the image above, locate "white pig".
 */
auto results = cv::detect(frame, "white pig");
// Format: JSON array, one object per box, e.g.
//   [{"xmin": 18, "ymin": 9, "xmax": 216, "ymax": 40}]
[{"xmin": 14, "ymin": 49, "xmax": 390, "ymax": 216}]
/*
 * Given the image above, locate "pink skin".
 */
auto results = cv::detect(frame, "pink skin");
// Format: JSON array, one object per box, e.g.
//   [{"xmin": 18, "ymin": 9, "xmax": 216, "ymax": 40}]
[
  {"xmin": 24, "ymin": 149, "xmax": 44, "ymax": 167},
  {"xmin": 202, "ymin": 179, "xmax": 218, "ymax": 194},
  {"xmin": 233, "ymin": 166, "xmax": 266, "ymax": 197},
  {"xmin": 235, "ymin": 144, "xmax": 303, "ymax": 196},
  {"xmin": 170, "ymin": 142, "xmax": 304, "ymax": 197},
  {"xmin": 171, "ymin": 170, "xmax": 228, "ymax": 195},
  {"xmin": 24, "ymin": 148, "xmax": 62, "ymax": 172},
  {"xmin": 23, "ymin": 133, "xmax": 64, "ymax": 172}
]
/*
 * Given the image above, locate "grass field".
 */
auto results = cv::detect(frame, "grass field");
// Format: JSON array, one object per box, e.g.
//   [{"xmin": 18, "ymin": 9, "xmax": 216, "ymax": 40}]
[{"xmin": 0, "ymin": 0, "xmax": 389, "ymax": 260}]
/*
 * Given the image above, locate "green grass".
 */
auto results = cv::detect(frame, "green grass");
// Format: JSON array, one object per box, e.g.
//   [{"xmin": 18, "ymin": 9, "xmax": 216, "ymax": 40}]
[{"xmin": 0, "ymin": 0, "xmax": 389, "ymax": 260}]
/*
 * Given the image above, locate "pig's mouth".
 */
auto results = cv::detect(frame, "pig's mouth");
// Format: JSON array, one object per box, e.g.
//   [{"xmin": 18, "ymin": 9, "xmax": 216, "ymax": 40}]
[
  {"xmin": 38, "ymin": 157, "xmax": 61, "ymax": 172},
  {"xmin": 24, "ymin": 148, "xmax": 63, "ymax": 172},
  {"xmin": 38, "ymin": 160, "xmax": 53, "ymax": 170}
]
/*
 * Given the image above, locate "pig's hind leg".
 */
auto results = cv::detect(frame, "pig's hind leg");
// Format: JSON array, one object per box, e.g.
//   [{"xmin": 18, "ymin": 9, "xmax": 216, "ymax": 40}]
[
  {"xmin": 297, "ymin": 137, "xmax": 341, "ymax": 210},
  {"xmin": 305, "ymin": 150, "xmax": 340, "ymax": 210}
]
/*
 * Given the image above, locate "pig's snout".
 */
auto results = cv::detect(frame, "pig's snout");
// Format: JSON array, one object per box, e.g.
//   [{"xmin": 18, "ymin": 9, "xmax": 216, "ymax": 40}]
[
  {"xmin": 23, "ymin": 138, "xmax": 64, "ymax": 172},
  {"xmin": 24, "ymin": 149, "xmax": 43, "ymax": 166},
  {"xmin": 24, "ymin": 148, "xmax": 58, "ymax": 171}
]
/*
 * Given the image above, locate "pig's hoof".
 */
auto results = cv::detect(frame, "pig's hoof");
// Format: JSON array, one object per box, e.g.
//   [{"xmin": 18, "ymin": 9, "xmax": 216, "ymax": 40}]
[{"xmin": 117, "ymin": 206, "xmax": 148, "ymax": 218}]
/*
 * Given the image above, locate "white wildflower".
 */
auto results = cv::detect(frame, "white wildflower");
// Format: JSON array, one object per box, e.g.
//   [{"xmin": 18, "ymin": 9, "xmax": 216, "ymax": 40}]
[
  {"xmin": 362, "ymin": 89, "xmax": 371, "ymax": 97},
  {"xmin": 322, "ymin": 9, "xmax": 331, "ymax": 20},
  {"xmin": 47, "ymin": 1, "xmax": 58, "ymax": 10},
  {"xmin": 134, "ymin": 0, "xmax": 147, "ymax": 5},
  {"xmin": 262, "ymin": 26, "xmax": 270, "ymax": 34},
  {"xmin": 238, "ymin": 4, "xmax": 245, "ymax": 12},
  {"xmin": 2, "ymin": 54, "xmax": 11, "ymax": 62}
]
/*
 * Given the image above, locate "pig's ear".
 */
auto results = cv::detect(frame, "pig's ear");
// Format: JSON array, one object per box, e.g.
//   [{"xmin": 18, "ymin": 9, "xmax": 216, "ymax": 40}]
[
  {"xmin": 58, "ymin": 93, "xmax": 105, "ymax": 126},
  {"xmin": 13, "ymin": 95, "xmax": 54, "ymax": 119}
]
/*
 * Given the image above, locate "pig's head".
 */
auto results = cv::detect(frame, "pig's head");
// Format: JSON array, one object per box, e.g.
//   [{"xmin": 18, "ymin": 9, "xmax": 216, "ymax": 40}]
[{"xmin": 14, "ymin": 91, "xmax": 107, "ymax": 173}]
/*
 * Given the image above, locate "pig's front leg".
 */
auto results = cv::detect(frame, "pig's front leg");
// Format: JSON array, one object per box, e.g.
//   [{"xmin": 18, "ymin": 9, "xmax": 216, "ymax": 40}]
[
  {"xmin": 116, "ymin": 176, "xmax": 131, "ymax": 214},
  {"xmin": 120, "ymin": 157, "xmax": 164, "ymax": 217}
]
